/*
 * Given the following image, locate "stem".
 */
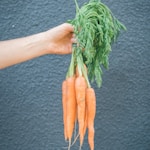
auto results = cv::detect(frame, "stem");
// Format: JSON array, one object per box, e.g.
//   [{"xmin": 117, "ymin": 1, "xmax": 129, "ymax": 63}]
[
  {"xmin": 77, "ymin": 56, "xmax": 82, "ymax": 77},
  {"xmin": 74, "ymin": 0, "xmax": 79, "ymax": 12},
  {"xmin": 77, "ymin": 53, "xmax": 91, "ymax": 88},
  {"xmin": 82, "ymin": 65, "xmax": 91, "ymax": 88},
  {"xmin": 66, "ymin": 48, "xmax": 75, "ymax": 78}
]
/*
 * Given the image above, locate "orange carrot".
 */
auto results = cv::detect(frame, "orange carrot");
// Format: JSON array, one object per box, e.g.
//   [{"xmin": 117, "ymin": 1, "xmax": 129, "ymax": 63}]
[
  {"xmin": 83, "ymin": 104, "xmax": 88, "ymax": 136},
  {"xmin": 62, "ymin": 80, "xmax": 67, "ymax": 141},
  {"xmin": 86, "ymin": 88, "xmax": 96, "ymax": 150},
  {"xmin": 66, "ymin": 76, "xmax": 76, "ymax": 147},
  {"xmin": 75, "ymin": 76, "xmax": 87, "ymax": 147}
]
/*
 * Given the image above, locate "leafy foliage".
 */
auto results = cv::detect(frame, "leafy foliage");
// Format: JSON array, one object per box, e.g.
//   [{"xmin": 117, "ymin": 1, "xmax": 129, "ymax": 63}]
[{"xmin": 69, "ymin": 0, "xmax": 126, "ymax": 87}]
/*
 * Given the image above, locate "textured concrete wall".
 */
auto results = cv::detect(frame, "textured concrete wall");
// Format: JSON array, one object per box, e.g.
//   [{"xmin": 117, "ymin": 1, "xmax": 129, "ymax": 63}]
[{"xmin": 0, "ymin": 0, "xmax": 150, "ymax": 150}]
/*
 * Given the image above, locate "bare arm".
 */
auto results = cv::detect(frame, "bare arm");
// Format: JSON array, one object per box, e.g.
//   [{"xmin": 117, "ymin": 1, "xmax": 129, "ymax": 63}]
[{"xmin": 0, "ymin": 23, "xmax": 75, "ymax": 69}]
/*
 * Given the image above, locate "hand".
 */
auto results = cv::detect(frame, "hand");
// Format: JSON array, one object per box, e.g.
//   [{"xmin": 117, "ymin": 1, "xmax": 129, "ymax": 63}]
[
  {"xmin": 44, "ymin": 23, "xmax": 75, "ymax": 55},
  {"xmin": 0, "ymin": 23, "xmax": 75, "ymax": 69}
]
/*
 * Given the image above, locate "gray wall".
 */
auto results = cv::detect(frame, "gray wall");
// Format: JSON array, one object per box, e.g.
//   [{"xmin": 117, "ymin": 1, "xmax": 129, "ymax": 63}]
[{"xmin": 0, "ymin": 0, "xmax": 150, "ymax": 150}]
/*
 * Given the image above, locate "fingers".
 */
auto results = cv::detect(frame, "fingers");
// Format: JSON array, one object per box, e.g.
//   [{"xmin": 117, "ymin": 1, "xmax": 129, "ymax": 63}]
[
  {"xmin": 71, "ymin": 34, "xmax": 77, "ymax": 43},
  {"xmin": 60, "ymin": 23, "xmax": 76, "ymax": 43},
  {"xmin": 62, "ymin": 23, "xmax": 74, "ymax": 33},
  {"xmin": 71, "ymin": 38, "xmax": 77, "ymax": 43}
]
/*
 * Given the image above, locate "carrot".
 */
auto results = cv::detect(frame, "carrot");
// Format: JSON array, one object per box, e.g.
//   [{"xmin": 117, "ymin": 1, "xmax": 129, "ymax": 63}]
[
  {"xmin": 75, "ymin": 75, "xmax": 87, "ymax": 147},
  {"xmin": 62, "ymin": 0, "xmax": 126, "ymax": 149},
  {"xmin": 66, "ymin": 76, "xmax": 76, "ymax": 148},
  {"xmin": 83, "ymin": 104, "xmax": 88, "ymax": 136},
  {"xmin": 73, "ymin": 106, "xmax": 78, "ymax": 140},
  {"xmin": 86, "ymin": 88, "xmax": 96, "ymax": 150},
  {"xmin": 62, "ymin": 80, "xmax": 67, "ymax": 141}
]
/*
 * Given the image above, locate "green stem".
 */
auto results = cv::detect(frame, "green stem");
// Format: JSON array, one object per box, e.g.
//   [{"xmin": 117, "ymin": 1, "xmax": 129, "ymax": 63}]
[
  {"xmin": 77, "ymin": 53, "xmax": 91, "ymax": 88},
  {"xmin": 81, "ymin": 64, "xmax": 91, "ymax": 88},
  {"xmin": 77, "ymin": 56, "xmax": 82, "ymax": 77},
  {"xmin": 66, "ymin": 48, "xmax": 75, "ymax": 78},
  {"xmin": 74, "ymin": 0, "xmax": 79, "ymax": 12}
]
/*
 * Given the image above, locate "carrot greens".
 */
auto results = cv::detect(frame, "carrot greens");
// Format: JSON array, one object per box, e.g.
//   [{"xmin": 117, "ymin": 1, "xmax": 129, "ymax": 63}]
[{"xmin": 68, "ymin": 0, "xmax": 126, "ymax": 87}]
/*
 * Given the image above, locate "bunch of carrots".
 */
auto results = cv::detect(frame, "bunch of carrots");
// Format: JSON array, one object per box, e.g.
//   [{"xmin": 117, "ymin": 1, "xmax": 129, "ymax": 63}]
[
  {"xmin": 61, "ymin": 0, "xmax": 126, "ymax": 149},
  {"xmin": 62, "ymin": 65, "xmax": 96, "ymax": 150},
  {"xmin": 62, "ymin": 51, "xmax": 96, "ymax": 150}
]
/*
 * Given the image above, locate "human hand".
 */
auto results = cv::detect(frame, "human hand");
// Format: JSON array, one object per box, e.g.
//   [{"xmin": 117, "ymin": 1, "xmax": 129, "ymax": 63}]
[
  {"xmin": 0, "ymin": 23, "xmax": 75, "ymax": 69},
  {"xmin": 44, "ymin": 23, "xmax": 75, "ymax": 55}
]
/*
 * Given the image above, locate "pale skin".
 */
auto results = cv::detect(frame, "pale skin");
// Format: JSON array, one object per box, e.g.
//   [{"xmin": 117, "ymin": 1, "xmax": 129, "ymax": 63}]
[{"xmin": 0, "ymin": 23, "xmax": 75, "ymax": 69}]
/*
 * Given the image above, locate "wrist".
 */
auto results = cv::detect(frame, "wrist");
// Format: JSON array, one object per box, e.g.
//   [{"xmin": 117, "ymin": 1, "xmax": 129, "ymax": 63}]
[{"xmin": 33, "ymin": 31, "xmax": 50, "ymax": 55}]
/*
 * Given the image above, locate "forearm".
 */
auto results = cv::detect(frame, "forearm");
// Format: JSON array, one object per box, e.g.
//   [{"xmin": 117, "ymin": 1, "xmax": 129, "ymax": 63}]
[
  {"xmin": 0, "ymin": 23, "xmax": 74, "ymax": 69},
  {"xmin": 0, "ymin": 32, "xmax": 48, "ymax": 69}
]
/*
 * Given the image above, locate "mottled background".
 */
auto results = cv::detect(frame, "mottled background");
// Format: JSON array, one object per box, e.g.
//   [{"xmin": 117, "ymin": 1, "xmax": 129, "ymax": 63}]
[{"xmin": 0, "ymin": 0, "xmax": 150, "ymax": 150}]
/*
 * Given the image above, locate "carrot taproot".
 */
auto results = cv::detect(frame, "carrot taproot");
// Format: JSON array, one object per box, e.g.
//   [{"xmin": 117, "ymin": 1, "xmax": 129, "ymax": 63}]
[
  {"xmin": 62, "ymin": 80, "xmax": 68, "ymax": 141},
  {"xmin": 66, "ymin": 76, "xmax": 76, "ymax": 148},
  {"xmin": 73, "ymin": 106, "xmax": 78, "ymax": 140},
  {"xmin": 75, "ymin": 76, "xmax": 87, "ymax": 147},
  {"xmin": 83, "ymin": 104, "xmax": 88, "ymax": 136},
  {"xmin": 86, "ymin": 88, "xmax": 96, "ymax": 150}
]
